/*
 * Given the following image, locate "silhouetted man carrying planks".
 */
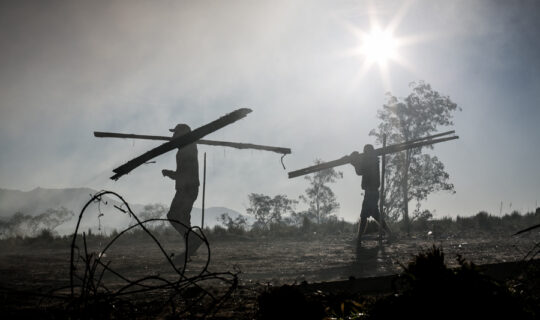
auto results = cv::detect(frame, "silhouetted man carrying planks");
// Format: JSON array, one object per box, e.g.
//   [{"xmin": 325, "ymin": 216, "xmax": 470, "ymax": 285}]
[
  {"xmin": 162, "ymin": 124, "xmax": 203, "ymax": 262},
  {"xmin": 350, "ymin": 144, "xmax": 392, "ymax": 250}
]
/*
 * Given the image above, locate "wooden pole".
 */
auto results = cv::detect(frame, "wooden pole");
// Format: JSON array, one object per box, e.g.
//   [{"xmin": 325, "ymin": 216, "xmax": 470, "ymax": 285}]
[
  {"xmin": 110, "ymin": 108, "xmax": 252, "ymax": 180},
  {"xmin": 379, "ymin": 134, "xmax": 386, "ymax": 243},
  {"xmin": 288, "ymin": 134, "xmax": 458, "ymax": 179},
  {"xmin": 201, "ymin": 152, "xmax": 207, "ymax": 229},
  {"xmin": 387, "ymin": 130, "xmax": 454, "ymax": 149},
  {"xmin": 94, "ymin": 131, "xmax": 291, "ymax": 155}
]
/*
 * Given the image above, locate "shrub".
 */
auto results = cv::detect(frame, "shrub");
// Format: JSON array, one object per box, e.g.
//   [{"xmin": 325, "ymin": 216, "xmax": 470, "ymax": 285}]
[
  {"xmin": 475, "ymin": 211, "xmax": 496, "ymax": 230},
  {"xmin": 218, "ymin": 213, "xmax": 247, "ymax": 235},
  {"xmin": 369, "ymin": 246, "xmax": 534, "ymax": 319},
  {"xmin": 430, "ymin": 216, "xmax": 454, "ymax": 238}
]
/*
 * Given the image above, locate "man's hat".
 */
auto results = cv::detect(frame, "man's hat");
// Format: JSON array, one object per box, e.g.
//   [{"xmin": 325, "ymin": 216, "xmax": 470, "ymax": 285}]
[
  {"xmin": 169, "ymin": 123, "xmax": 191, "ymax": 133},
  {"xmin": 363, "ymin": 144, "xmax": 375, "ymax": 152}
]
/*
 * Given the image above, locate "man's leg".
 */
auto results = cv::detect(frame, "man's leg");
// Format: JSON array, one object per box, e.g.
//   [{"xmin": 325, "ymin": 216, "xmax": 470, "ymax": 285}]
[
  {"xmin": 167, "ymin": 192, "xmax": 190, "ymax": 237},
  {"xmin": 370, "ymin": 196, "xmax": 392, "ymax": 238},
  {"xmin": 167, "ymin": 193, "xmax": 190, "ymax": 265},
  {"xmin": 183, "ymin": 187, "xmax": 202, "ymax": 258},
  {"xmin": 357, "ymin": 216, "xmax": 368, "ymax": 246},
  {"xmin": 357, "ymin": 195, "xmax": 370, "ymax": 252},
  {"xmin": 373, "ymin": 215, "xmax": 392, "ymax": 236},
  {"xmin": 185, "ymin": 229, "xmax": 204, "ymax": 258},
  {"xmin": 167, "ymin": 188, "xmax": 201, "ymax": 260}
]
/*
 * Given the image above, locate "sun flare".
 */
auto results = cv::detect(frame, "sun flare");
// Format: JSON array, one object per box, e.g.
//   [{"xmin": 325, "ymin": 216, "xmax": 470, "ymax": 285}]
[
  {"xmin": 345, "ymin": 20, "xmax": 419, "ymax": 90},
  {"xmin": 340, "ymin": 1, "xmax": 422, "ymax": 89},
  {"xmin": 360, "ymin": 28, "xmax": 397, "ymax": 66}
]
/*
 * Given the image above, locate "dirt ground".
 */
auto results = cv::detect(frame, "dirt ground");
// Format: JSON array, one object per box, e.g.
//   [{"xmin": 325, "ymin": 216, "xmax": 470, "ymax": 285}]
[
  {"xmin": 0, "ymin": 230, "xmax": 538, "ymax": 318},
  {"xmin": 1, "ymin": 230, "xmax": 537, "ymax": 288}
]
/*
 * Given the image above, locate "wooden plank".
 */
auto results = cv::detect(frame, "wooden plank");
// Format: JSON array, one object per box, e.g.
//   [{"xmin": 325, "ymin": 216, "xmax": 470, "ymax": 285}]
[
  {"xmin": 196, "ymin": 139, "xmax": 291, "ymax": 154},
  {"xmin": 288, "ymin": 156, "xmax": 352, "ymax": 179},
  {"xmin": 110, "ymin": 108, "xmax": 252, "ymax": 180},
  {"xmin": 288, "ymin": 135, "xmax": 459, "ymax": 179},
  {"xmin": 388, "ymin": 130, "xmax": 454, "ymax": 149},
  {"xmin": 376, "ymin": 135, "xmax": 458, "ymax": 156},
  {"xmin": 94, "ymin": 132, "xmax": 291, "ymax": 155},
  {"xmin": 94, "ymin": 132, "xmax": 171, "ymax": 141}
]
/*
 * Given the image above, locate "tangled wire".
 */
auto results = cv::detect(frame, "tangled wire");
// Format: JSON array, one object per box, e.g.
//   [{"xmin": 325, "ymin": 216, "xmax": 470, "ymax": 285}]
[
  {"xmin": 513, "ymin": 223, "xmax": 540, "ymax": 262},
  {"xmin": 32, "ymin": 190, "xmax": 238, "ymax": 319}
]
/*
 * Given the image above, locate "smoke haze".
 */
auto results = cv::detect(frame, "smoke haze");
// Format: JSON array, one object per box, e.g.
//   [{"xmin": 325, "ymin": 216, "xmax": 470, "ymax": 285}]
[{"xmin": 0, "ymin": 0, "xmax": 539, "ymax": 221}]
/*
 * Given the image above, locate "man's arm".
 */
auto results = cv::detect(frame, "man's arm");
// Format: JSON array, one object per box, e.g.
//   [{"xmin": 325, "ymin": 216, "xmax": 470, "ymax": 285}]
[
  {"xmin": 350, "ymin": 151, "xmax": 365, "ymax": 176},
  {"xmin": 162, "ymin": 169, "xmax": 178, "ymax": 180}
]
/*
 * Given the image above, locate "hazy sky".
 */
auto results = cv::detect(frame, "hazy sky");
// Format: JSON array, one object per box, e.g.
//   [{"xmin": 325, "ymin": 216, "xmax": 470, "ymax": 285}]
[{"xmin": 1, "ymin": 0, "xmax": 539, "ymax": 222}]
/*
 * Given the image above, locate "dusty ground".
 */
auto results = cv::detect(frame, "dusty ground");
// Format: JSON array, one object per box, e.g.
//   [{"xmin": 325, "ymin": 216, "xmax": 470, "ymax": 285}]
[
  {"xmin": 0, "ymin": 230, "xmax": 538, "ymax": 318},
  {"xmin": 208, "ymin": 232, "xmax": 537, "ymax": 283},
  {"xmin": 1, "ymin": 230, "xmax": 537, "ymax": 287}
]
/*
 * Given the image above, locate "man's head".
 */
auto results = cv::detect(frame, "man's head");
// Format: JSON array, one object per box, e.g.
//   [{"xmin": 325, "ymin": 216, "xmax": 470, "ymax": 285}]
[
  {"xmin": 170, "ymin": 124, "xmax": 191, "ymax": 138},
  {"xmin": 363, "ymin": 144, "xmax": 375, "ymax": 153}
]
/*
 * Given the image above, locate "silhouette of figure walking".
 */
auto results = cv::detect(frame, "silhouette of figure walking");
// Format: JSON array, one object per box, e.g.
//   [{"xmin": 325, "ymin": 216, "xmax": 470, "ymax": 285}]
[
  {"xmin": 350, "ymin": 144, "xmax": 392, "ymax": 251},
  {"xmin": 162, "ymin": 124, "xmax": 203, "ymax": 262}
]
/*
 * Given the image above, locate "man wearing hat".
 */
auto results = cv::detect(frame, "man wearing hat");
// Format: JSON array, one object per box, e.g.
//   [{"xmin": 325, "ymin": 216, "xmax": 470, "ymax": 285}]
[{"xmin": 162, "ymin": 124, "xmax": 203, "ymax": 261}]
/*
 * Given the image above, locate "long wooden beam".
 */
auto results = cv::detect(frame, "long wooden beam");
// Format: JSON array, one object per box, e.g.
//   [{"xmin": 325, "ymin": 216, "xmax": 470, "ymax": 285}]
[
  {"xmin": 387, "ymin": 130, "xmax": 455, "ymax": 150},
  {"xmin": 94, "ymin": 131, "xmax": 291, "ymax": 155},
  {"xmin": 288, "ymin": 134, "xmax": 459, "ymax": 179},
  {"xmin": 111, "ymin": 108, "xmax": 252, "ymax": 180}
]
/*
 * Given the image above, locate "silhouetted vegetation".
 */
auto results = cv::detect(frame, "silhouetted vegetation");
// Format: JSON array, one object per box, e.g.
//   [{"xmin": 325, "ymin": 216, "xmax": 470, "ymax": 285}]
[
  {"xmin": 299, "ymin": 160, "xmax": 342, "ymax": 224},
  {"xmin": 1, "ymin": 208, "xmax": 539, "ymax": 246},
  {"xmin": 366, "ymin": 246, "xmax": 536, "ymax": 319},
  {"xmin": 370, "ymin": 81, "xmax": 461, "ymax": 231},
  {"xmin": 246, "ymin": 193, "xmax": 297, "ymax": 230}
]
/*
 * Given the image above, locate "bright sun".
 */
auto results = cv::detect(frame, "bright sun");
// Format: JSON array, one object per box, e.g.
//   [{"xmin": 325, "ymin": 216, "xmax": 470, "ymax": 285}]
[
  {"xmin": 360, "ymin": 28, "xmax": 397, "ymax": 66},
  {"xmin": 344, "ymin": 2, "xmax": 421, "ymax": 89},
  {"xmin": 346, "ymin": 21, "xmax": 417, "ymax": 89}
]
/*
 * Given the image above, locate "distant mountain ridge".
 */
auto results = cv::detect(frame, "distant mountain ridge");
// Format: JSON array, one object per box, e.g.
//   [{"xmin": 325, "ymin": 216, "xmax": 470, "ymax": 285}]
[{"xmin": 0, "ymin": 187, "xmax": 245, "ymax": 236}]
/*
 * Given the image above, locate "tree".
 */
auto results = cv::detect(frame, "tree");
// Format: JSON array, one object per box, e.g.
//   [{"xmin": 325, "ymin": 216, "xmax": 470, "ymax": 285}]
[
  {"xmin": 370, "ymin": 81, "xmax": 460, "ymax": 232},
  {"xmin": 300, "ymin": 160, "xmax": 342, "ymax": 224},
  {"xmin": 246, "ymin": 193, "xmax": 296, "ymax": 230},
  {"xmin": 218, "ymin": 213, "xmax": 248, "ymax": 234},
  {"xmin": 288, "ymin": 210, "xmax": 315, "ymax": 228}
]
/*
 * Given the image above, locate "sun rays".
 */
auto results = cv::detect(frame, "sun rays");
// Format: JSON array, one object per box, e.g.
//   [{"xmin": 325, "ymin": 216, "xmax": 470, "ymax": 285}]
[
  {"xmin": 360, "ymin": 27, "xmax": 398, "ymax": 67},
  {"xmin": 343, "ymin": 1, "xmax": 422, "ymax": 90}
]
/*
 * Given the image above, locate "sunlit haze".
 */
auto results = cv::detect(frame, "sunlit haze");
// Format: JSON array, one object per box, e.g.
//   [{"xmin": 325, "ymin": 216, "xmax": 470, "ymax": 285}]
[{"xmin": 1, "ymin": 0, "xmax": 539, "ymax": 222}]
